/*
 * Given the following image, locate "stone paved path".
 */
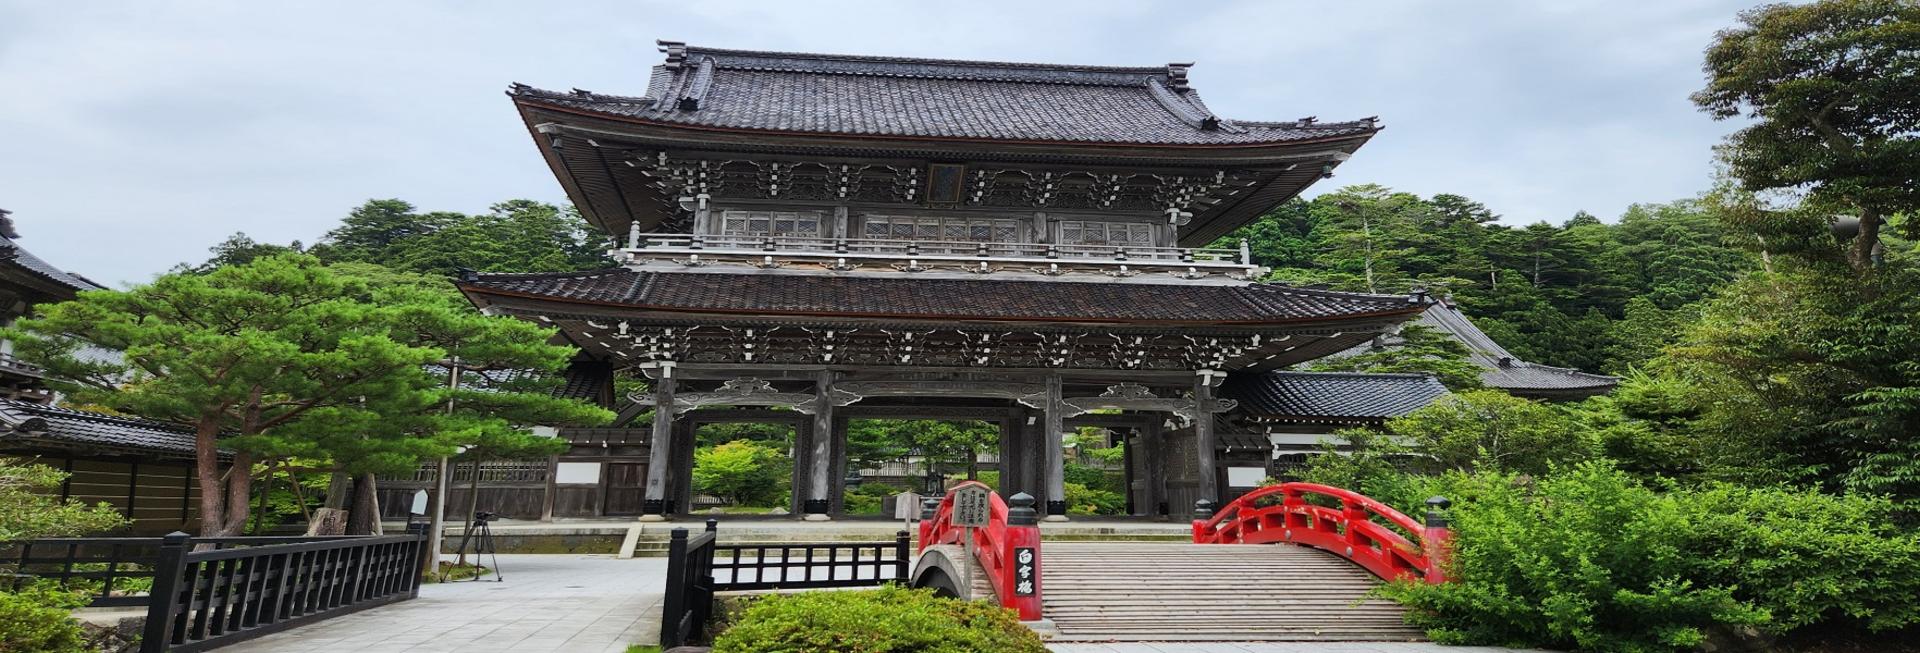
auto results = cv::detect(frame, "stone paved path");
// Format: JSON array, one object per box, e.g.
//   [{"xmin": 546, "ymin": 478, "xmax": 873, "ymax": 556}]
[{"xmin": 219, "ymin": 554, "xmax": 664, "ymax": 653}]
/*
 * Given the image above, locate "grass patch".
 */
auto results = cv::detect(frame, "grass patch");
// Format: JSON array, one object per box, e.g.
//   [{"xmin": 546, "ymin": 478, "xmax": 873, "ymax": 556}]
[
  {"xmin": 624, "ymin": 646, "xmax": 660, "ymax": 653},
  {"xmin": 420, "ymin": 561, "xmax": 492, "ymax": 584}
]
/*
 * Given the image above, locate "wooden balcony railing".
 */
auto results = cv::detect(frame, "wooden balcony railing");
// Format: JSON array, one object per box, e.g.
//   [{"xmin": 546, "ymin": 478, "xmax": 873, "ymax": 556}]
[{"xmin": 619, "ymin": 234, "xmax": 1260, "ymax": 278}]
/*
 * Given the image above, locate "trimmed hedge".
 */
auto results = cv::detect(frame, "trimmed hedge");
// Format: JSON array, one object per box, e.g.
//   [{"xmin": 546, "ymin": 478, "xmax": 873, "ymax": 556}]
[{"xmin": 711, "ymin": 586, "xmax": 1047, "ymax": 653}]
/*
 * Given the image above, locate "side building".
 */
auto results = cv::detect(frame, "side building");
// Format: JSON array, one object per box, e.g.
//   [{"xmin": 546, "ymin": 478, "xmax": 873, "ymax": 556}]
[{"xmin": 0, "ymin": 209, "xmax": 207, "ymax": 534}]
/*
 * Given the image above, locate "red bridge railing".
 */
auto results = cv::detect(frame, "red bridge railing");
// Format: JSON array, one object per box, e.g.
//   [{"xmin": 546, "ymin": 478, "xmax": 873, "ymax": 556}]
[
  {"xmin": 1192, "ymin": 483, "xmax": 1452, "ymax": 584},
  {"xmin": 919, "ymin": 482, "xmax": 1043, "ymax": 620}
]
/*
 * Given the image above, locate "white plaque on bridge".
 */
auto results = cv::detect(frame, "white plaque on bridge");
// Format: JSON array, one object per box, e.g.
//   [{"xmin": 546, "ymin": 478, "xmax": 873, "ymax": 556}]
[{"xmin": 950, "ymin": 486, "xmax": 992, "ymax": 527}]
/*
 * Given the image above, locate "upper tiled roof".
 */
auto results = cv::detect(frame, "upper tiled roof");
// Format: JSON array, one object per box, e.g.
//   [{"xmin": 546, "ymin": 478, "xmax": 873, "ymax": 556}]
[
  {"xmin": 0, "ymin": 209, "xmax": 104, "ymax": 295},
  {"xmin": 509, "ymin": 42, "xmax": 1379, "ymax": 147},
  {"xmin": 0, "ymin": 399, "xmax": 198, "ymax": 458},
  {"xmin": 457, "ymin": 268, "xmax": 1424, "ymax": 325},
  {"xmin": 1331, "ymin": 301, "xmax": 1618, "ymax": 398},
  {"xmin": 1222, "ymin": 371, "xmax": 1449, "ymax": 421}
]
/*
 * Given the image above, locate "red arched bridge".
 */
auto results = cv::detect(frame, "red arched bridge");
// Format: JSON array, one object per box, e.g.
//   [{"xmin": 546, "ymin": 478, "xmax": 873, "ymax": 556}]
[{"xmin": 660, "ymin": 481, "xmax": 1452, "ymax": 646}]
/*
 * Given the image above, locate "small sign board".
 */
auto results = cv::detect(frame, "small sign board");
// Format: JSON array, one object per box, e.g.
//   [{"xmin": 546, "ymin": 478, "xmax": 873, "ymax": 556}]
[
  {"xmin": 892, "ymin": 491, "xmax": 924, "ymax": 520},
  {"xmin": 409, "ymin": 490, "xmax": 429, "ymax": 516},
  {"xmin": 1013, "ymin": 546, "xmax": 1037, "ymax": 596},
  {"xmin": 950, "ymin": 486, "xmax": 992, "ymax": 527}
]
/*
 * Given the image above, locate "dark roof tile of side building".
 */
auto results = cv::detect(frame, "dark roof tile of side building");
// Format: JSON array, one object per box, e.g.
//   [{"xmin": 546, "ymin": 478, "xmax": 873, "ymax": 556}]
[
  {"xmin": 1330, "ymin": 300, "xmax": 1618, "ymax": 398},
  {"xmin": 0, "ymin": 399, "xmax": 200, "ymax": 459},
  {"xmin": 0, "ymin": 210, "xmax": 104, "ymax": 295},
  {"xmin": 508, "ymin": 42, "xmax": 1380, "ymax": 147},
  {"xmin": 456, "ymin": 268, "xmax": 1425, "ymax": 325},
  {"xmin": 1223, "ymin": 371, "xmax": 1450, "ymax": 421}
]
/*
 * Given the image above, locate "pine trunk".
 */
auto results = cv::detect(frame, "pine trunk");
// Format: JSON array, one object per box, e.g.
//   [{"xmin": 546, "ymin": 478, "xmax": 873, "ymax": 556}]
[
  {"xmin": 194, "ymin": 420, "xmax": 225, "ymax": 537},
  {"xmin": 1850, "ymin": 209, "xmax": 1883, "ymax": 271},
  {"xmin": 347, "ymin": 473, "xmax": 381, "ymax": 535}
]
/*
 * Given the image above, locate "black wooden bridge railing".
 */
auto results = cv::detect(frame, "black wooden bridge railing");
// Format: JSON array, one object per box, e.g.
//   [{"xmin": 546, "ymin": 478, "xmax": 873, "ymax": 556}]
[
  {"xmin": 4, "ymin": 531, "xmax": 426, "ymax": 652},
  {"xmin": 660, "ymin": 520, "xmax": 912, "ymax": 648}
]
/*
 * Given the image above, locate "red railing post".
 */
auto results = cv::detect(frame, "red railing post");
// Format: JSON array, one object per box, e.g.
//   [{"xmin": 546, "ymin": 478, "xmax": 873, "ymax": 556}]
[
  {"xmin": 1002, "ymin": 493, "xmax": 1043, "ymax": 621},
  {"xmin": 1340, "ymin": 497, "xmax": 1368, "ymax": 559},
  {"xmin": 916, "ymin": 496, "xmax": 941, "ymax": 553},
  {"xmin": 1421, "ymin": 496, "xmax": 1453, "ymax": 584},
  {"xmin": 1190, "ymin": 499, "xmax": 1216, "ymax": 542}
]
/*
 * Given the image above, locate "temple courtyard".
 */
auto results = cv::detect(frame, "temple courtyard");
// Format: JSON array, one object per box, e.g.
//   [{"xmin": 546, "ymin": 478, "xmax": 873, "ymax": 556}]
[{"xmin": 206, "ymin": 549, "xmax": 1552, "ymax": 653}]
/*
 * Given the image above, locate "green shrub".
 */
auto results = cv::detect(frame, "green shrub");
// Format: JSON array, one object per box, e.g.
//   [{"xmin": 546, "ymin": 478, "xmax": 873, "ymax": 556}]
[
  {"xmin": 712, "ymin": 585, "xmax": 1047, "ymax": 653},
  {"xmin": 842, "ymin": 483, "xmax": 906, "ymax": 514},
  {"xmin": 692, "ymin": 440, "xmax": 790, "ymax": 506},
  {"xmin": 1381, "ymin": 462, "xmax": 1920, "ymax": 652},
  {"xmin": 0, "ymin": 584, "xmax": 90, "ymax": 653},
  {"xmin": 1063, "ymin": 482, "xmax": 1125, "ymax": 516}
]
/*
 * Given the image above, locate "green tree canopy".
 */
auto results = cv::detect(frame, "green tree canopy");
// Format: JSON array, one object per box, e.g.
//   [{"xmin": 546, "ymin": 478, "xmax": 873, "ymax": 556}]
[
  {"xmin": 5, "ymin": 254, "xmax": 608, "ymax": 535},
  {"xmin": 693, "ymin": 440, "xmax": 791, "ymax": 506},
  {"xmin": 1693, "ymin": 0, "xmax": 1920, "ymax": 270}
]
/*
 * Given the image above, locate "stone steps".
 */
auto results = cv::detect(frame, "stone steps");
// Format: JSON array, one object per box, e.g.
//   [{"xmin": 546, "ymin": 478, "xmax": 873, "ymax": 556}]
[{"xmin": 1040, "ymin": 543, "xmax": 1424, "ymax": 642}]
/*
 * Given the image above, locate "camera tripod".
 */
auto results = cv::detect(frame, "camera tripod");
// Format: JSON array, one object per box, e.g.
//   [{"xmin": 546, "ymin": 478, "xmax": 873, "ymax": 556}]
[{"xmin": 443, "ymin": 512, "xmax": 504, "ymax": 583}]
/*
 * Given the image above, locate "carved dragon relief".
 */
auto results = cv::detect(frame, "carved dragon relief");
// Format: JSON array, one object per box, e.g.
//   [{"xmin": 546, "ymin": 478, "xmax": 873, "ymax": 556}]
[
  {"xmin": 1059, "ymin": 383, "xmax": 1238, "ymax": 426},
  {"xmin": 628, "ymin": 377, "xmax": 860, "ymax": 415}
]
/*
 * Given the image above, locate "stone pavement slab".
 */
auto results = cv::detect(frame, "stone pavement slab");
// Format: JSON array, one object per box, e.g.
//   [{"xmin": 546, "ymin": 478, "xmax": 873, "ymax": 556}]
[{"xmin": 218, "ymin": 554, "xmax": 665, "ymax": 653}]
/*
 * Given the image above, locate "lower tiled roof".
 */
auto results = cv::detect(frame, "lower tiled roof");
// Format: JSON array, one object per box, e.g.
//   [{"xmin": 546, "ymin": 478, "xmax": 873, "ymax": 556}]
[
  {"xmin": 0, "ymin": 400, "xmax": 199, "ymax": 458},
  {"xmin": 458, "ymin": 269, "xmax": 1423, "ymax": 324},
  {"xmin": 1222, "ymin": 371, "xmax": 1449, "ymax": 421},
  {"xmin": 1330, "ymin": 301, "xmax": 1618, "ymax": 397}
]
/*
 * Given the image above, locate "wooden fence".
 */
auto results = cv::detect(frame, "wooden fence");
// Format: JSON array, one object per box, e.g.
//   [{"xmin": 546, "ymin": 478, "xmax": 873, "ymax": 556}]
[
  {"xmin": 659, "ymin": 520, "xmax": 911, "ymax": 648},
  {"xmin": 3, "ymin": 532, "xmax": 426, "ymax": 652}
]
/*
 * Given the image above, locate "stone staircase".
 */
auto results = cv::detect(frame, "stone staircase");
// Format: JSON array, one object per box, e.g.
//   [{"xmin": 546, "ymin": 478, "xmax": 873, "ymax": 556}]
[{"xmin": 1041, "ymin": 543, "xmax": 1424, "ymax": 642}]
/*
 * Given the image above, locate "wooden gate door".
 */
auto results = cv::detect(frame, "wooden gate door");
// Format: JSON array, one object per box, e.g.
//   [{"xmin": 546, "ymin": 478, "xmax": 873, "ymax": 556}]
[{"xmin": 604, "ymin": 463, "xmax": 647, "ymax": 516}]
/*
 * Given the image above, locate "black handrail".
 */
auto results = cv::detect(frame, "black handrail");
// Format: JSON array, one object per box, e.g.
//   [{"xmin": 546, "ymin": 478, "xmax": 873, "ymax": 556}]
[
  {"xmin": 659, "ymin": 521, "xmax": 718, "ymax": 649},
  {"xmin": 137, "ymin": 531, "xmax": 426, "ymax": 653},
  {"xmin": 659, "ymin": 520, "xmax": 913, "ymax": 648}
]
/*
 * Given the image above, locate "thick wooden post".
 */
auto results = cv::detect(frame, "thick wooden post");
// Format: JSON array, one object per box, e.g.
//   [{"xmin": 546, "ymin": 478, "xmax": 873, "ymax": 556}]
[
  {"xmin": 1193, "ymin": 373, "xmax": 1219, "ymax": 505},
  {"xmin": 641, "ymin": 372, "xmax": 676, "ymax": 521},
  {"xmin": 995, "ymin": 416, "xmax": 1017, "ymax": 497},
  {"xmin": 1143, "ymin": 419, "xmax": 1166, "ymax": 517},
  {"xmin": 1004, "ymin": 492, "xmax": 1044, "ymax": 621},
  {"xmin": 1042, "ymin": 376, "xmax": 1068, "ymax": 521},
  {"xmin": 139, "ymin": 531, "xmax": 191, "ymax": 653},
  {"xmin": 805, "ymin": 371, "xmax": 835, "ymax": 520},
  {"xmin": 659, "ymin": 528, "xmax": 691, "ymax": 648},
  {"xmin": 1423, "ymin": 496, "xmax": 1453, "ymax": 584},
  {"xmin": 917, "ymin": 496, "xmax": 940, "ymax": 551}
]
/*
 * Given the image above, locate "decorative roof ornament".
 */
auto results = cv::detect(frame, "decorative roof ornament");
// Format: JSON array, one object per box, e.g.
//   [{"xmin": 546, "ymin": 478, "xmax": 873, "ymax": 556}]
[{"xmin": 1166, "ymin": 63, "xmax": 1194, "ymax": 91}]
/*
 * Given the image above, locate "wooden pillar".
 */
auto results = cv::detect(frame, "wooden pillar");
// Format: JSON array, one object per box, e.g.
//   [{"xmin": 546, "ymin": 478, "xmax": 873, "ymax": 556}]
[
  {"xmin": 540, "ymin": 454, "xmax": 558, "ymax": 522},
  {"xmin": 672, "ymin": 419, "xmax": 697, "ymax": 515},
  {"xmin": 996, "ymin": 415, "xmax": 1018, "ymax": 498},
  {"xmin": 1043, "ymin": 375, "xmax": 1068, "ymax": 521},
  {"xmin": 805, "ymin": 371, "xmax": 835, "ymax": 520},
  {"xmin": 790, "ymin": 419, "xmax": 811, "ymax": 516},
  {"xmin": 640, "ymin": 373, "xmax": 675, "ymax": 521},
  {"xmin": 829, "ymin": 414, "xmax": 849, "ymax": 515},
  {"xmin": 1194, "ymin": 374, "xmax": 1219, "ymax": 505},
  {"xmin": 1121, "ymin": 429, "xmax": 1136, "ymax": 515},
  {"xmin": 1143, "ymin": 419, "xmax": 1167, "ymax": 517},
  {"xmin": 1022, "ymin": 409, "xmax": 1045, "ymax": 500}
]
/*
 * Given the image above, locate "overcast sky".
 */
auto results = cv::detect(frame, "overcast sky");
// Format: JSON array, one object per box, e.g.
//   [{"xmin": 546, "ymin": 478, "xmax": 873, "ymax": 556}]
[{"xmin": 0, "ymin": 1, "xmax": 1757, "ymax": 286}]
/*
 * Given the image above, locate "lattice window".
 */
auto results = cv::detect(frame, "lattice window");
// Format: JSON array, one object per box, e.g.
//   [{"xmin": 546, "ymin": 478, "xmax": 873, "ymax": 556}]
[
  {"xmin": 861, "ymin": 215, "xmax": 1023, "ymax": 243},
  {"xmin": 1058, "ymin": 220, "xmax": 1158, "ymax": 247},
  {"xmin": 719, "ymin": 210, "xmax": 824, "ymax": 237}
]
